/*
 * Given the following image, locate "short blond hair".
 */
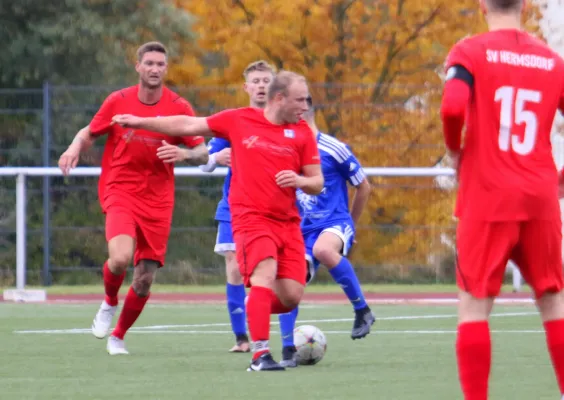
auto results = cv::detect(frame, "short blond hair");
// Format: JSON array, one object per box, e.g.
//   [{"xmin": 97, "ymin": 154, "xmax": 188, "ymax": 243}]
[
  {"xmin": 137, "ymin": 41, "xmax": 167, "ymax": 62},
  {"xmin": 267, "ymin": 70, "xmax": 306, "ymax": 101},
  {"xmin": 243, "ymin": 60, "xmax": 276, "ymax": 80}
]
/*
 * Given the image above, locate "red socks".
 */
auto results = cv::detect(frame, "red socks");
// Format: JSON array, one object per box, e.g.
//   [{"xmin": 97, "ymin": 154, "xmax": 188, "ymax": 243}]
[
  {"xmin": 456, "ymin": 321, "xmax": 491, "ymax": 400},
  {"xmin": 111, "ymin": 287, "xmax": 150, "ymax": 340},
  {"xmin": 246, "ymin": 286, "xmax": 272, "ymax": 360},
  {"xmin": 103, "ymin": 261, "xmax": 126, "ymax": 306},
  {"xmin": 270, "ymin": 291, "xmax": 294, "ymax": 314},
  {"xmin": 544, "ymin": 319, "xmax": 564, "ymax": 394}
]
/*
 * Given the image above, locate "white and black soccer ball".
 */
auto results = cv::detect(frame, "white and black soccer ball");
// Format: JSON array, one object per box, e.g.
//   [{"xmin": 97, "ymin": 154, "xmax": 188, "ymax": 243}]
[{"xmin": 293, "ymin": 325, "xmax": 327, "ymax": 365}]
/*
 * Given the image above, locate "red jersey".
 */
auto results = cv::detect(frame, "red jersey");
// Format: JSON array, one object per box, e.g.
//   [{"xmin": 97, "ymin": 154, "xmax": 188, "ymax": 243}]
[
  {"xmin": 206, "ymin": 107, "xmax": 320, "ymax": 222},
  {"xmin": 89, "ymin": 85, "xmax": 204, "ymax": 215},
  {"xmin": 445, "ymin": 29, "xmax": 564, "ymax": 221}
]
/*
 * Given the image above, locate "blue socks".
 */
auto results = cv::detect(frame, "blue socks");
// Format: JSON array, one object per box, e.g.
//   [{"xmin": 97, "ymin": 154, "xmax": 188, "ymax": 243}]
[
  {"xmin": 279, "ymin": 307, "xmax": 299, "ymax": 348},
  {"xmin": 226, "ymin": 283, "xmax": 247, "ymax": 336},
  {"xmin": 329, "ymin": 257, "xmax": 367, "ymax": 310}
]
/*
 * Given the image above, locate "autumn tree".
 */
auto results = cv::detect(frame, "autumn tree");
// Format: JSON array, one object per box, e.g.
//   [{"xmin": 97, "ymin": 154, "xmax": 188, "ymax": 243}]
[{"xmin": 170, "ymin": 0, "xmax": 544, "ymax": 282}]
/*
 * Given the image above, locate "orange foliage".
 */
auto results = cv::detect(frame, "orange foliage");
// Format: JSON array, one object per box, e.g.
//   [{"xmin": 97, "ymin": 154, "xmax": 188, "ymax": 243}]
[{"xmin": 170, "ymin": 0, "xmax": 543, "ymax": 275}]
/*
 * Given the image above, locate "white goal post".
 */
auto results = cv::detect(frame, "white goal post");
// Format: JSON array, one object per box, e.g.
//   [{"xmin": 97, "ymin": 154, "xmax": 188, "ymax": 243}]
[{"xmin": 0, "ymin": 166, "xmax": 455, "ymax": 302}]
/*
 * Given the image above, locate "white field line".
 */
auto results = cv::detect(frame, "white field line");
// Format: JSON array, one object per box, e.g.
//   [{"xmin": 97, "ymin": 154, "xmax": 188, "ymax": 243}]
[{"xmin": 12, "ymin": 311, "xmax": 538, "ymax": 335}]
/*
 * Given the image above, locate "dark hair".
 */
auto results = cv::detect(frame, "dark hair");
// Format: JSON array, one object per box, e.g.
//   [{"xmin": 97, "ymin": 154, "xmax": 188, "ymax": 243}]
[
  {"xmin": 137, "ymin": 41, "xmax": 167, "ymax": 62},
  {"xmin": 267, "ymin": 70, "xmax": 306, "ymax": 101},
  {"xmin": 486, "ymin": 0, "xmax": 522, "ymax": 12}
]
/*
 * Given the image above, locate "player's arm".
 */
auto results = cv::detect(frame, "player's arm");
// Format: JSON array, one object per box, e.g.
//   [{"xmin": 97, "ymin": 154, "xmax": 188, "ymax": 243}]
[
  {"xmin": 58, "ymin": 92, "xmax": 118, "ymax": 175},
  {"xmin": 336, "ymin": 147, "xmax": 372, "ymax": 225},
  {"xmin": 298, "ymin": 164, "xmax": 324, "ymax": 195},
  {"xmin": 277, "ymin": 130, "xmax": 324, "ymax": 194},
  {"xmin": 112, "ymin": 114, "xmax": 213, "ymax": 137},
  {"xmin": 440, "ymin": 45, "xmax": 474, "ymax": 156},
  {"xmin": 58, "ymin": 125, "xmax": 96, "ymax": 175},
  {"xmin": 198, "ymin": 138, "xmax": 231, "ymax": 172},
  {"xmin": 180, "ymin": 142, "xmax": 209, "ymax": 166}
]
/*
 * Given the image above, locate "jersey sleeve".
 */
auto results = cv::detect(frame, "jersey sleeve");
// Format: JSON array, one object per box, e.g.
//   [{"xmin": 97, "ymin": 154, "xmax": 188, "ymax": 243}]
[
  {"xmin": 208, "ymin": 137, "xmax": 231, "ymax": 154},
  {"xmin": 336, "ymin": 145, "xmax": 366, "ymax": 186},
  {"xmin": 300, "ymin": 131, "xmax": 321, "ymax": 168},
  {"xmin": 89, "ymin": 92, "xmax": 120, "ymax": 137},
  {"xmin": 444, "ymin": 40, "xmax": 475, "ymax": 75},
  {"xmin": 175, "ymin": 97, "xmax": 205, "ymax": 148},
  {"xmin": 206, "ymin": 109, "xmax": 240, "ymax": 140}
]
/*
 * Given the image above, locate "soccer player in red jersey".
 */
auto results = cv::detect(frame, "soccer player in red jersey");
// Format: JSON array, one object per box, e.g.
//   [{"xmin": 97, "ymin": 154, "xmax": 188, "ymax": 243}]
[
  {"xmin": 57, "ymin": 42, "xmax": 208, "ymax": 355},
  {"xmin": 112, "ymin": 70, "xmax": 324, "ymax": 371},
  {"xmin": 440, "ymin": 0, "xmax": 564, "ymax": 398}
]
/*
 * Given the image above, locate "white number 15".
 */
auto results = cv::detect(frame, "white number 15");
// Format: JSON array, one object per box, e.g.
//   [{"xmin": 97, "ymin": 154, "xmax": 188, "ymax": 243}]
[{"xmin": 495, "ymin": 86, "xmax": 542, "ymax": 156}]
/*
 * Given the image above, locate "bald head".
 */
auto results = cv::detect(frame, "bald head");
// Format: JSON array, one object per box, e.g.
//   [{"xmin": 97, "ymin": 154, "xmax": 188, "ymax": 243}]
[{"xmin": 267, "ymin": 71, "xmax": 307, "ymax": 101}]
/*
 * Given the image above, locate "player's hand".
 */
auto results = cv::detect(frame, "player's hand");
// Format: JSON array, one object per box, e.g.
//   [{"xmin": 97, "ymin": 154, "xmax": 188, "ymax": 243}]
[
  {"xmin": 215, "ymin": 148, "xmax": 232, "ymax": 167},
  {"xmin": 58, "ymin": 146, "xmax": 80, "ymax": 176},
  {"xmin": 157, "ymin": 140, "xmax": 186, "ymax": 163},
  {"xmin": 275, "ymin": 170, "xmax": 302, "ymax": 188},
  {"xmin": 111, "ymin": 114, "xmax": 142, "ymax": 128},
  {"xmin": 445, "ymin": 149, "xmax": 461, "ymax": 179}
]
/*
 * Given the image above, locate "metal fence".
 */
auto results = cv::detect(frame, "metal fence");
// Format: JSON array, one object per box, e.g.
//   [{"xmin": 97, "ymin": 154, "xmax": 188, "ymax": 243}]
[{"xmin": 0, "ymin": 83, "xmax": 562, "ymax": 287}]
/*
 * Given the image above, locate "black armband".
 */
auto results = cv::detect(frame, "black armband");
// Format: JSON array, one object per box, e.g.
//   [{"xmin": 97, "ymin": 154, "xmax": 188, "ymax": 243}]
[{"xmin": 445, "ymin": 64, "xmax": 474, "ymax": 88}]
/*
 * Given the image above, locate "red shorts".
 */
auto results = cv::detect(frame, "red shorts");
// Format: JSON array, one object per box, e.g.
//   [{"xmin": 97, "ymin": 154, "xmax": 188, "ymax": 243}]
[
  {"xmin": 456, "ymin": 218, "xmax": 564, "ymax": 299},
  {"xmin": 233, "ymin": 216, "xmax": 307, "ymax": 287},
  {"xmin": 105, "ymin": 205, "xmax": 171, "ymax": 267}
]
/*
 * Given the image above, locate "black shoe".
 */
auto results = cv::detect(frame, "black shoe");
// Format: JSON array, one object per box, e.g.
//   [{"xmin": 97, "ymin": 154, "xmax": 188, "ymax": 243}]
[
  {"xmin": 351, "ymin": 307, "xmax": 376, "ymax": 340},
  {"xmin": 247, "ymin": 352, "xmax": 286, "ymax": 371},
  {"xmin": 279, "ymin": 346, "xmax": 298, "ymax": 368}
]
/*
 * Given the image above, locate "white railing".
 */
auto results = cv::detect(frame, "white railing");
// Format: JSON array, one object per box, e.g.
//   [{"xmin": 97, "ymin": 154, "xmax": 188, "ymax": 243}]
[{"xmin": 0, "ymin": 166, "xmax": 455, "ymax": 292}]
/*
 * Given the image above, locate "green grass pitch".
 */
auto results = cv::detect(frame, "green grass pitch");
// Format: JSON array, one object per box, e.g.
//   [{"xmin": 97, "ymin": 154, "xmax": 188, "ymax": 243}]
[{"xmin": 0, "ymin": 301, "xmax": 559, "ymax": 400}]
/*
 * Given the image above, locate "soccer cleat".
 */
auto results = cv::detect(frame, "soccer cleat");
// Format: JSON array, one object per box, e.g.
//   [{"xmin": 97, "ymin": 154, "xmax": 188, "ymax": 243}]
[
  {"xmin": 229, "ymin": 334, "xmax": 251, "ymax": 353},
  {"xmin": 107, "ymin": 335, "xmax": 129, "ymax": 355},
  {"xmin": 279, "ymin": 346, "xmax": 298, "ymax": 368},
  {"xmin": 91, "ymin": 301, "xmax": 117, "ymax": 339},
  {"xmin": 351, "ymin": 307, "xmax": 376, "ymax": 340},
  {"xmin": 247, "ymin": 352, "xmax": 285, "ymax": 371}
]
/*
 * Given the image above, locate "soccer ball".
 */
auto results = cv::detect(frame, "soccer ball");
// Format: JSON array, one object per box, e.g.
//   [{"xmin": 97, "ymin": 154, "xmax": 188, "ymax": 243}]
[{"xmin": 293, "ymin": 325, "xmax": 327, "ymax": 365}]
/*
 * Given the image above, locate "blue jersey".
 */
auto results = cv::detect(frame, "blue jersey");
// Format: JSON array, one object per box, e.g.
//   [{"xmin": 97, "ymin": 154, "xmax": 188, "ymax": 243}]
[
  {"xmin": 207, "ymin": 138, "xmax": 232, "ymax": 222},
  {"xmin": 296, "ymin": 132, "xmax": 366, "ymax": 234}
]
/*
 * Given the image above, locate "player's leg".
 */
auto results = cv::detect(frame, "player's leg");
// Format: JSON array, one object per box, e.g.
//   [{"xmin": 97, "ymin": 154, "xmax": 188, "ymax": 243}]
[
  {"xmin": 92, "ymin": 208, "xmax": 136, "ymax": 339},
  {"xmin": 455, "ymin": 219, "xmax": 519, "ymax": 400},
  {"xmin": 515, "ymin": 219, "xmax": 564, "ymax": 397},
  {"xmin": 234, "ymin": 225, "xmax": 285, "ymax": 371},
  {"xmin": 215, "ymin": 221, "xmax": 249, "ymax": 352},
  {"xmin": 278, "ymin": 232, "xmax": 317, "ymax": 368},
  {"xmin": 107, "ymin": 217, "xmax": 169, "ymax": 355},
  {"xmin": 313, "ymin": 225, "xmax": 374, "ymax": 339}
]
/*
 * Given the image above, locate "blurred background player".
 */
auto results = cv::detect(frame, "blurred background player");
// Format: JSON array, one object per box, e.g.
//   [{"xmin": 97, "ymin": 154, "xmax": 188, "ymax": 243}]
[
  {"xmin": 278, "ymin": 95, "xmax": 373, "ymax": 368},
  {"xmin": 58, "ymin": 41, "xmax": 207, "ymax": 355},
  {"xmin": 440, "ymin": 0, "xmax": 564, "ymax": 397},
  {"xmin": 112, "ymin": 71, "xmax": 324, "ymax": 371},
  {"xmin": 199, "ymin": 60, "xmax": 276, "ymax": 353}
]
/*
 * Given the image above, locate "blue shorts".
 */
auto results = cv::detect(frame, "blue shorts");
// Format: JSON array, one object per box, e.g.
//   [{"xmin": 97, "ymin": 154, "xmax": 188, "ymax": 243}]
[
  {"xmin": 214, "ymin": 221, "xmax": 235, "ymax": 255},
  {"xmin": 304, "ymin": 221, "xmax": 355, "ymax": 284}
]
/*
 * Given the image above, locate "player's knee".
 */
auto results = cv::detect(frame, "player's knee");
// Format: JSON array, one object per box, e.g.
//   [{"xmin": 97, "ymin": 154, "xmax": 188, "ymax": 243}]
[
  {"xmin": 249, "ymin": 258, "xmax": 277, "ymax": 288},
  {"xmin": 108, "ymin": 252, "xmax": 132, "ymax": 274},
  {"xmin": 132, "ymin": 271, "xmax": 155, "ymax": 297},
  {"xmin": 276, "ymin": 280, "xmax": 304, "ymax": 309},
  {"xmin": 312, "ymin": 244, "xmax": 341, "ymax": 268},
  {"xmin": 457, "ymin": 291, "xmax": 493, "ymax": 323},
  {"xmin": 537, "ymin": 290, "xmax": 564, "ymax": 321}
]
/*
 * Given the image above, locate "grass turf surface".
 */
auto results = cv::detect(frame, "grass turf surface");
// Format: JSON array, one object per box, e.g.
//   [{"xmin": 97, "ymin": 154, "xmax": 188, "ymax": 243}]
[
  {"xmin": 0, "ymin": 302, "xmax": 556, "ymax": 400},
  {"xmin": 2, "ymin": 283, "xmax": 528, "ymax": 294}
]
